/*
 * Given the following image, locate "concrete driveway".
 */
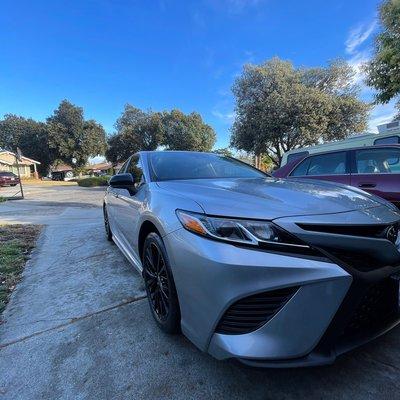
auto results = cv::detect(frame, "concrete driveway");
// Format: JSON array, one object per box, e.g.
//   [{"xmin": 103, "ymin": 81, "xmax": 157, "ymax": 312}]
[{"xmin": 1, "ymin": 184, "xmax": 400, "ymax": 400}]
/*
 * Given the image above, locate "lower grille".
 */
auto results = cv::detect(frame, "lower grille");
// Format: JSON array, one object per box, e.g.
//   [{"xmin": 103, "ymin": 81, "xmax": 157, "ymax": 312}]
[
  {"xmin": 342, "ymin": 278, "xmax": 399, "ymax": 338},
  {"xmin": 326, "ymin": 250, "xmax": 391, "ymax": 272},
  {"xmin": 215, "ymin": 286, "xmax": 299, "ymax": 335}
]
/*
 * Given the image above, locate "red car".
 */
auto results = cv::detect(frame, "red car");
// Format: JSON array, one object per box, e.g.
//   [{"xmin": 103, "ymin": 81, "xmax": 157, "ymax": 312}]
[
  {"xmin": 273, "ymin": 144, "xmax": 400, "ymax": 209},
  {"xmin": 0, "ymin": 171, "xmax": 20, "ymax": 187}
]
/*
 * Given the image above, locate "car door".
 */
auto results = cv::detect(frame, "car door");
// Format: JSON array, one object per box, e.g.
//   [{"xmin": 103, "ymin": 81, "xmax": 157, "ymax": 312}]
[
  {"xmin": 350, "ymin": 147, "xmax": 400, "ymax": 207},
  {"xmin": 106, "ymin": 158, "xmax": 130, "ymax": 236},
  {"xmin": 113, "ymin": 154, "xmax": 147, "ymax": 260},
  {"xmin": 289, "ymin": 151, "xmax": 351, "ymax": 185}
]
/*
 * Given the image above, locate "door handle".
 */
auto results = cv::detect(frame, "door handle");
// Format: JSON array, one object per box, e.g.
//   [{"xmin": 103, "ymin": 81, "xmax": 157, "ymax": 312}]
[{"xmin": 358, "ymin": 183, "xmax": 376, "ymax": 189}]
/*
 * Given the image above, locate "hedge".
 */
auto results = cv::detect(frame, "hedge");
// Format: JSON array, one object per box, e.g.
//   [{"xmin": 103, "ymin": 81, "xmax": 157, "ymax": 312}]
[{"xmin": 77, "ymin": 176, "xmax": 110, "ymax": 187}]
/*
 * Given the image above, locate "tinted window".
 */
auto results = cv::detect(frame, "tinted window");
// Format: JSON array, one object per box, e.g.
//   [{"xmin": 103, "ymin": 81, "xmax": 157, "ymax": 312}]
[
  {"xmin": 150, "ymin": 152, "xmax": 266, "ymax": 181},
  {"xmin": 374, "ymin": 136, "xmax": 400, "ymax": 145},
  {"xmin": 0, "ymin": 172, "xmax": 15, "ymax": 177},
  {"xmin": 118, "ymin": 159, "xmax": 130, "ymax": 174},
  {"xmin": 306, "ymin": 152, "xmax": 346, "ymax": 176},
  {"xmin": 287, "ymin": 151, "xmax": 309, "ymax": 164},
  {"xmin": 290, "ymin": 158, "xmax": 310, "ymax": 176},
  {"xmin": 291, "ymin": 152, "xmax": 346, "ymax": 176},
  {"xmin": 355, "ymin": 148, "xmax": 400, "ymax": 174},
  {"xmin": 126, "ymin": 155, "xmax": 144, "ymax": 187}
]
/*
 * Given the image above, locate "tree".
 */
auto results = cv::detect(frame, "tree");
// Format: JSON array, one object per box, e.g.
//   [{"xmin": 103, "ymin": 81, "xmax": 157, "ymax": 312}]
[
  {"xmin": 106, "ymin": 106, "xmax": 216, "ymax": 163},
  {"xmin": 366, "ymin": 0, "xmax": 400, "ymax": 107},
  {"xmin": 106, "ymin": 105, "xmax": 163, "ymax": 163},
  {"xmin": 231, "ymin": 58, "xmax": 370, "ymax": 166},
  {"xmin": 47, "ymin": 100, "xmax": 107, "ymax": 168},
  {"xmin": 161, "ymin": 110, "xmax": 216, "ymax": 151},
  {"xmin": 0, "ymin": 114, "xmax": 52, "ymax": 174}
]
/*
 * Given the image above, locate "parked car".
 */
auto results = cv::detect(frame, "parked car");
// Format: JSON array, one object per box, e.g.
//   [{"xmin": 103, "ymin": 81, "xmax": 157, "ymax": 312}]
[
  {"xmin": 0, "ymin": 171, "xmax": 20, "ymax": 187},
  {"xmin": 274, "ymin": 145, "xmax": 400, "ymax": 209},
  {"xmin": 280, "ymin": 122, "xmax": 400, "ymax": 166},
  {"xmin": 104, "ymin": 151, "xmax": 400, "ymax": 367}
]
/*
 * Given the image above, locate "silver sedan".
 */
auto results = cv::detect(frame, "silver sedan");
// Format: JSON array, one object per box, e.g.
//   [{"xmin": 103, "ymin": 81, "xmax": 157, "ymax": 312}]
[{"xmin": 103, "ymin": 151, "xmax": 400, "ymax": 367}]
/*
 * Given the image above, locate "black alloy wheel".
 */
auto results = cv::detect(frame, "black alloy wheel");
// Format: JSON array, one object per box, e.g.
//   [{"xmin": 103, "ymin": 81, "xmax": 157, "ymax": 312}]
[
  {"xmin": 103, "ymin": 205, "xmax": 113, "ymax": 241},
  {"xmin": 142, "ymin": 232, "xmax": 180, "ymax": 333}
]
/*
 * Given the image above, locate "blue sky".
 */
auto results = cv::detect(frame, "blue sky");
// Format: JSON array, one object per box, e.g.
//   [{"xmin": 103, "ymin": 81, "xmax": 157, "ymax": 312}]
[{"xmin": 0, "ymin": 0, "xmax": 396, "ymax": 149}]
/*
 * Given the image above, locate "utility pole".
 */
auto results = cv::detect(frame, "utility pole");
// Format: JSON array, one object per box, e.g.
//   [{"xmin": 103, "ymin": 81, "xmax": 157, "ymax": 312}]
[{"xmin": 15, "ymin": 147, "xmax": 24, "ymax": 199}]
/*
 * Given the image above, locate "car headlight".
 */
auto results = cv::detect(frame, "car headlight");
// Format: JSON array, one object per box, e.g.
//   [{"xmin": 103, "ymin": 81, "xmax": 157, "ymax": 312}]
[{"xmin": 176, "ymin": 210, "xmax": 309, "ymax": 249}]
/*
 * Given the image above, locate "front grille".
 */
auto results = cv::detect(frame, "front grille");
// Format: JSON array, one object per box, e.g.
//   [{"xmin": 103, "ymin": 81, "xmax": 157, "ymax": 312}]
[
  {"xmin": 215, "ymin": 286, "xmax": 299, "ymax": 335},
  {"xmin": 342, "ymin": 279, "xmax": 399, "ymax": 338},
  {"xmin": 297, "ymin": 223, "xmax": 390, "ymax": 238},
  {"xmin": 295, "ymin": 221, "xmax": 400, "ymax": 272}
]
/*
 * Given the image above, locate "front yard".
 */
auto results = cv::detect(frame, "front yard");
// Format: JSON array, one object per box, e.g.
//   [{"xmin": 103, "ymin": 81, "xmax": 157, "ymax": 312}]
[{"xmin": 0, "ymin": 225, "xmax": 41, "ymax": 314}]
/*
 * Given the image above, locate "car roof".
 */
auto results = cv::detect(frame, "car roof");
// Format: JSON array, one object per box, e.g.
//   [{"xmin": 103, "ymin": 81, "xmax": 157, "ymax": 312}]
[
  {"xmin": 140, "ymin": 150, "xmax": 216, "ymax": 155},
  {"xmin": 297, "ymin": 143, "xmax": 400, "ymax": 158}
]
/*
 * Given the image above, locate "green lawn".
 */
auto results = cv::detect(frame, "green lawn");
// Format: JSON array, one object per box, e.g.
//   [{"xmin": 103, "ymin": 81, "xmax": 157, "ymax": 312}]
[{"xmin": 0, "ymin": 225, "xmax": 41, "ymax": 315}]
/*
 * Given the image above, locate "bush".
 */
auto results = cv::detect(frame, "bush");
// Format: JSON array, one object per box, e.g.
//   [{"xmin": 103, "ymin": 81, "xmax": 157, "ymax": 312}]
[{"xmin": 77, "ymin": 176, "xmax": 110, "ymax": 187}]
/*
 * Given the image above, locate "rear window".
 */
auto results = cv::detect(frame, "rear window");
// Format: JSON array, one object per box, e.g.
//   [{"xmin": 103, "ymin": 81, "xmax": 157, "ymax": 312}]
[
  {"xmin": 374, "ymin": 136, "xmax": 400, "ymax": 145},
  {"xmin": 355, "ymin": 148, "xmax": 400, "ymax": 174},
  {"xmin": 0, "ymin": 172, "xmax": 15, "ymax": 177}
]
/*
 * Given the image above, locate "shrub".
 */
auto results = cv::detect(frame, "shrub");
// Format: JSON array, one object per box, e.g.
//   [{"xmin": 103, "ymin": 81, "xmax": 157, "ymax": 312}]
[{"xmin": 77, "ymin": 176, "xmax": 110, "ymax": 187}]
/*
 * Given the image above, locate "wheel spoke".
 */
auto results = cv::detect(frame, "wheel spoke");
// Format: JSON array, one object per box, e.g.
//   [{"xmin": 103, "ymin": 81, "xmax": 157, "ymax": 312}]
[
  {"xmin": 147, "ymin": 278, "xmax": 157, "ymax": 289},
  {"xmin": 159, "ymin": 285, "xmax": 169, "ymax": 301},
  {"xmin": 151, "ymin": 244, "xmax": 161, "ymax": 272},
  {"xmin": 144, "ymin": 268, "xmax": 157, "ymax": 279},
  {"xmin": 159, "ymin": 291, "xmax": 168, "ymax": 315}
]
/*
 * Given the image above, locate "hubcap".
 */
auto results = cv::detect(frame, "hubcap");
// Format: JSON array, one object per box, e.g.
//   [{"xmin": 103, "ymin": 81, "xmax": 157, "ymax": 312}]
[{"xmin": 143, "ymin": 243, "xmax": 169, "ymax": 320}]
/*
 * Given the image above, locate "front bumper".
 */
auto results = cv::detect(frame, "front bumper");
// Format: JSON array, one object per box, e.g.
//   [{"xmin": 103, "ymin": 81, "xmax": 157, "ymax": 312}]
[
  {"xmin": 164, "ymin": 228, "xmax": 353, "ymax": 363},
  {"xmin": 164, "ymin": 205, "xmax": 400, "ymax": 366}
]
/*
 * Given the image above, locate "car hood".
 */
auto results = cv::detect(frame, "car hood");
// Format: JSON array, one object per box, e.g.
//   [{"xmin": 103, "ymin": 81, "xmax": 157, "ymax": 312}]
[{"xmin": 156, "ymin": 177, "xmax": 393, "ymax": 220}]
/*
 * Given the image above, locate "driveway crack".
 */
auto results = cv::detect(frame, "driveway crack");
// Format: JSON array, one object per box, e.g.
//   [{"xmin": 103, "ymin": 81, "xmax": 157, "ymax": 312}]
[{"xmin": 0, "ymin": 294, "xmax": 147, "ymax": 350}]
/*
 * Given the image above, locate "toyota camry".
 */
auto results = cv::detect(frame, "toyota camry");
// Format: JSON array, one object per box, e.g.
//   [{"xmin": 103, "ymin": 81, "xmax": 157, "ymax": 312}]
[{"xmin": 103, "ymin": 151, "xmax": 400, "ymax": 367}]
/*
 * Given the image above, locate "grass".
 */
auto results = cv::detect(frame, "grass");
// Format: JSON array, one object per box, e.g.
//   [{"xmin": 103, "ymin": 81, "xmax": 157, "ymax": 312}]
[
  {"xmin": 0, "ymin": 225, "xmax": 41, "ymax": 315},
  {"xmin": 77, "ymin": 176, "xmax": 110, "ymax": 187}
]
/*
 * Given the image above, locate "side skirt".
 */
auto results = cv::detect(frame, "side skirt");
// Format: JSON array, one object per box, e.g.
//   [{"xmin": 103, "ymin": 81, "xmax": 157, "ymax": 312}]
[{"xmin": 112, "ymin": 232, "xmax": 143, "ymax": 274}]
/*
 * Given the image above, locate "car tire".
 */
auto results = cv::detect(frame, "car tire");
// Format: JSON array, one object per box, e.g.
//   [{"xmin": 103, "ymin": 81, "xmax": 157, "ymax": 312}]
[
  {"xmin": 11, "ymin": 184, "xmax": 17, "ymax": 186},
  {"xmin": 142, "ymin": 232, "xmax": 181, "ymax": 334},
  {"xmin": 103, "ymin": 205, "xmax": 113, "ymax": 242}
]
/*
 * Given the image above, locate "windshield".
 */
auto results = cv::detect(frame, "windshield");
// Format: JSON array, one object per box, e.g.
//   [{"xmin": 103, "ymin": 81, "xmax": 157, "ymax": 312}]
[
  {"xmin": 149, "ymin": 152, "xmax": 267, "ymax": 181},
  {"xmin": 0, "ymin": 172, "xmax": 15, "ymax": 177}
]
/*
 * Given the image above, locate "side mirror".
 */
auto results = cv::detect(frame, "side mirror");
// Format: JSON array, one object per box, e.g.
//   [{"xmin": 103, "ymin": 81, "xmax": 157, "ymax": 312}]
[{"xmin": 109, "ymin": 173, "xmax": 135, "ymax": 190}]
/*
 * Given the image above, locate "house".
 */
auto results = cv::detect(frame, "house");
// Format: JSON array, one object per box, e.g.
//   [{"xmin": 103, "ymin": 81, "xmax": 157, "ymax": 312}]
[
  {"xmin": 50, "ymin": 164, "xmax": 74, "ymax": 180},
  {"xmin": 86, "ymin": 162, "xmax": 114, "ymax": 176},
  {"xmin": 0, "ymin": 150, "xmax": 41, "ymax": 178}
]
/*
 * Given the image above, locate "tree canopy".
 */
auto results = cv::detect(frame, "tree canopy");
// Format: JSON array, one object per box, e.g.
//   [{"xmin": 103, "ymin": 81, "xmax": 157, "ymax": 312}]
[
  {"xmin": 106, "ymin": 105, "xmax": 216, "ymax": 163},
  {"xmin": 0, "ymin": 114, "xmax": 52, "ymax": 174},
  {"xmin": 161, "ymin": 109, "xmax": 216, "ymax": 152},
  {"xmin": 106, "ymin": 105, "xmax": 164, "ymax": 163},
  {"xmin": 47, "ymin": 100, "xmax": 107, "ymax": 168},
  {"xmin": 230, "ymin": 58, "xmax": 370, "ymax": 166},
  {"xmin": 366, "ymin": 0, "xmax": 400, "ymax": 109}
]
